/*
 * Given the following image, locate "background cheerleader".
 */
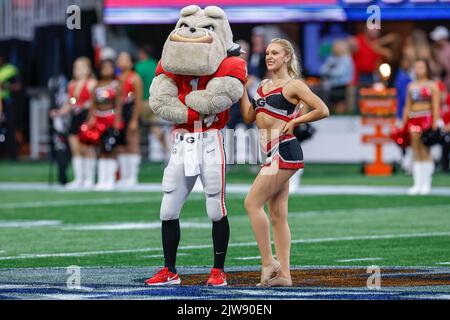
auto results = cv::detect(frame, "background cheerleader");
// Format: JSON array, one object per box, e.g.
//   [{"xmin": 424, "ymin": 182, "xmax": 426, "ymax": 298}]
[
  {"xmin": 79, "ymin": 59, "xmax": 123, "ymax": 191},
  {"xmin": 50, "ymin": 57, "xmax": 97, "ymax": 189},
  {"xmin": 402, "ymin": 59, "xmax": 440, "ymax": 194},
  {"xmin": 116, "ymin": 52, "xmax": 143, "ymax": 188}
]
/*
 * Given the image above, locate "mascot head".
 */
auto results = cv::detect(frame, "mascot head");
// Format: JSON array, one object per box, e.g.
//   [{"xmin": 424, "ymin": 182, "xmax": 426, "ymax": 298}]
[{"xmin": 161, "ymin": 5, "xmax": 234, "ymax": 76}]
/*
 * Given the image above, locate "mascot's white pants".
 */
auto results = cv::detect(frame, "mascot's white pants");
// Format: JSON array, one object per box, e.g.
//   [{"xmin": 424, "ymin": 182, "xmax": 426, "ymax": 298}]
[{"xmin": 160, "ymin": 129, "xmax": 227, "ymax": 222}]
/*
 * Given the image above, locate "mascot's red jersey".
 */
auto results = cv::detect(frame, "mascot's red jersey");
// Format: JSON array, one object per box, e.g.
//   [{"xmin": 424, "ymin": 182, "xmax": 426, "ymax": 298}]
[{"xmin": 155, "ymin": 56, "xmax": 247, "ymax": 132}]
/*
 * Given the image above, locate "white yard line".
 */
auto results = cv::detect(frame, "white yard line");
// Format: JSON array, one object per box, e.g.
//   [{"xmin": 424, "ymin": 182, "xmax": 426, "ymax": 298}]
[
  {"xmin": 291, "ymin": 232, "xmax": 450, "ymax": 244},
  {"xmin": 142, "ymin": 253, "xmax": 188, "ymax": 259},
  {"xmin": 336, "ymin": 257, "xmax": 384, "ymax": 263},
  {"xmin": 0, "ymin": 220, "xmax": 210, "ymax": 230},
  {"xmin": 64, "ymin": 222, "xmax": 210, "ymax": 231},
  {"xmin": 2, "ymin": 182, "xmax": 450, "ymax": 195},
  {"xmin": 0, "ymin": 197, "xmax": 162, "ymax": 209},
  {"xmin": 0, "ymin": 220, "xmax": 62, "ymax": 228},
  {"xmin": 0, "ymin": 231, "xmax": 449, "ymax": 261},
  {"xmin": 234, "ymin": 256, "xmax": 262, "ymax": 261},
  {"xmin": 41, "ymin": 294, "xmax": 107, "ymax": 300},
  {"xmin": 223, "ymin": 204, "xmax": 450, "ymax": 221},
  {"xmin": 0, "ymin": 194, "xmax": 241, "ymax": 209}
]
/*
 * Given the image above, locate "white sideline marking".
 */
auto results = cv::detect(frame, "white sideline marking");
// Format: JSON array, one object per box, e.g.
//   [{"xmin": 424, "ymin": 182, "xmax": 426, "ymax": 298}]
[
  {"xmin": 0, "ymin": 194, "xmax": 238, "ymax": 209},
  {"xmin": 0, "ymin": 220, "xmax": 62, "ymax": 228},
  {"xmin": 3, "ymin": 182, "xmax": 450, "ymax": 196},
  {"xmin": 142, "ymin": 253, "xmax": 188, "ymax": 259},
  {"xmin": 182, "ymin": 204, "xmax": 450, "ymax": 224},
  {"xmin": 409, "ymin": 294, "xmax": 450, "ymax": 300},
  {"xmin": 292, "ymin": 232, "xmax": 450, "ymax": 244},
  {"xmin": 0, "ymin": 284, "xmax": 34, "ymax": 289},
  {"xmin": 251, "ymin": 204, "xmax": 450, "ymax": 220},
  {"xmin": 234, "ymin": 256, "xmax": 262, "ymax": 261},
  {"xmin": 1, "ymin": 231, "xmax": 449, "ymax": 261},
  {"xmin": 42, "ymin": 294, "xmax": 106, "ymax": 300},
  {"xmin": 232, "ymin": 289, "xmax": 396, "ymax": 298},
  {"xmin": 0, "ymin": 197, "xmax": 161, "ymax": 209},
  {"xmin": 436, "ymin": 262, "xmax": 450, "ymax": 265},
  {"xmin": 336, "ymin": 257, "xmax": 383, "ymax": 263},
  {"xmin": 64, "ymin": 222, "xmax": 210, "ymax": 231}
]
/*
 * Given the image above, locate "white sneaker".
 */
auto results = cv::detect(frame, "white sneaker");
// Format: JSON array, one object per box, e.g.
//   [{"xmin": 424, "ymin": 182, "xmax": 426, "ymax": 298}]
[
  {"xmin": 408, "ymin": 185, "xmax": 421, "ymax": 195},
  {"xmin": 94, "ymin": 182, "xmax": 115, "ymax": 191},
  {"xmin": 65, "ymin": 180, "xmax": 83, "ymax": 190},
  {"xmin": 82, "ymin": 180, "xmax": 95, "ymax": 189},
  {"xmin": 116, "ymin": 179, "xmax": 128, "ymax": 188},
  {"xmin": 94, "ymin": 182, "xmax": 106, "ymax": 191},
  {"xmin": 419, "ymin": 185, "xmax": 431, "ymax": 195},
  {"xmin": 116, "ymin": 177, "xmax": 137, "ymax": 189}
]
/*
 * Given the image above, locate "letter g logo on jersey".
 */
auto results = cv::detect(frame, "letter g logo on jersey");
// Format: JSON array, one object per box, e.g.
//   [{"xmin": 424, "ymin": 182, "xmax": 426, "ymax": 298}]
[
  {"xmin": 186, "ymin": 137, "xmax": 196, "ymax": 144},
  {"xmin": 256, "ymin": 98, "xmax": 266, "ymax": 107}
]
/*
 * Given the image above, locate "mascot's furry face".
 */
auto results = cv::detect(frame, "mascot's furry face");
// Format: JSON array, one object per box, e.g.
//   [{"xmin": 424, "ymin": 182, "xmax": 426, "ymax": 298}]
[{"xmin": 161, "ymin": 5, "xmax": 233, "ymax": 76}]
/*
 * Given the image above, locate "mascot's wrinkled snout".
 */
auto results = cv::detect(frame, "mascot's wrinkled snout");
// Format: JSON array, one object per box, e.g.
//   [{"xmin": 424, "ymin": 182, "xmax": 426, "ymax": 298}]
[{"xmin": 162, "ymin": 5, "xmax": 233, "ymax": 76}]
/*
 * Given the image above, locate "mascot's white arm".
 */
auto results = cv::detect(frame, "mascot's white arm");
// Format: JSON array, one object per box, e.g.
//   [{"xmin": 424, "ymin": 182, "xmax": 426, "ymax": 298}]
[
  {"xmin": 149, "ymin": 74, "xmax": 189, "ymax": 124},
  {"xmin": 185, "ymin": 76, "xmax": 244, "ymax": 115}
]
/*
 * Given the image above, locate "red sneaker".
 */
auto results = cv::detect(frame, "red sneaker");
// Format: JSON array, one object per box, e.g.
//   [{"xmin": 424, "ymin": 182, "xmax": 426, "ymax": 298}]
[
  {"xmin": 145, "ymin": 267, "xmax": 181, "ymax": 286},
  {"xmin": 206, "ymin": 268, "xmax": 227, "ymax": 287}
]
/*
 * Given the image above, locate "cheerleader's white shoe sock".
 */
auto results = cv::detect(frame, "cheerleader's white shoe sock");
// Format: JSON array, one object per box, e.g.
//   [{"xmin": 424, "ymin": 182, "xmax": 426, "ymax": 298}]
[
  {"xmin": 419, "ymin": 161, "xmax": 434, "ymax": 195},
  {"xmin": 124, "ymin": 154, "xmax": 141, "ymax": 187},
  {"xmin": 82, "ymin": 158, "xmax": 96, "ymax": 189},
  {"xmin": 117, "ymin": 154, "xmax": 130, "ymax": 187},
  {"xmin": 408, "ymin": 162, "xmax": 422, "ymax": 195},
  {"xmin": 66, "ymin": 157, "xmax": 83, "ymax": 189},
  {"xmin": 95, "ymin": 159, "xmax": 112, "ymax": 191},
  {"xmin": 103, "ymin": 159, "xmax": 117, "ymax": 191}
]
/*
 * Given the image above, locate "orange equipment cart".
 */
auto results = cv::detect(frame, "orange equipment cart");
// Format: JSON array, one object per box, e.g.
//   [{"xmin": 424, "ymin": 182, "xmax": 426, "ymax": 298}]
[{"xmin": 359, "ymin": 88, "xmax": 397, "ymax": 176}]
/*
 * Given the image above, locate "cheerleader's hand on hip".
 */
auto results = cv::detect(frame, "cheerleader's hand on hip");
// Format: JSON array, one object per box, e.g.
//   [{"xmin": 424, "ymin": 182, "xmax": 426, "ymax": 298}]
[{"xmin": 281, "ymin": 120, "xmax": 296, "ymax": 135}]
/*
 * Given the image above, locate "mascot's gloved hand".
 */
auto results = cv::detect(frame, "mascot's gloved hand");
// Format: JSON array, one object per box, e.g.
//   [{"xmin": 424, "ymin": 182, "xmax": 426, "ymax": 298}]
[
  {"xmin": 184, "ymin": 77, "xmax": 243, "ymax": 115},
  {"xmin": 203, "ymin": 114, "xmax": 218, "ymax": 127},
  {"xmin": 149, "ymin": 74, "xmax": 191, "ymax": 124}
]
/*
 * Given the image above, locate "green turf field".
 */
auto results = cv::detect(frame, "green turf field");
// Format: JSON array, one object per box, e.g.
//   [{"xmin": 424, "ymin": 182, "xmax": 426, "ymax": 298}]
[
  {"xmin": 1, "ymin": 160, "xmax": 449, "ymax": 271},
  {"xmin": 1, "ymin": 188, "xmax": 449, "ymax": 269}
]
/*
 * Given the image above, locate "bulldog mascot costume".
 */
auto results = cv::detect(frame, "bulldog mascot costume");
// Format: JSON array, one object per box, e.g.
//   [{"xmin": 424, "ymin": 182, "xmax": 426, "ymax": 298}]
[{"xmin": 145, "ymin": 5, "xmax": 247, "ymax": 286}]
